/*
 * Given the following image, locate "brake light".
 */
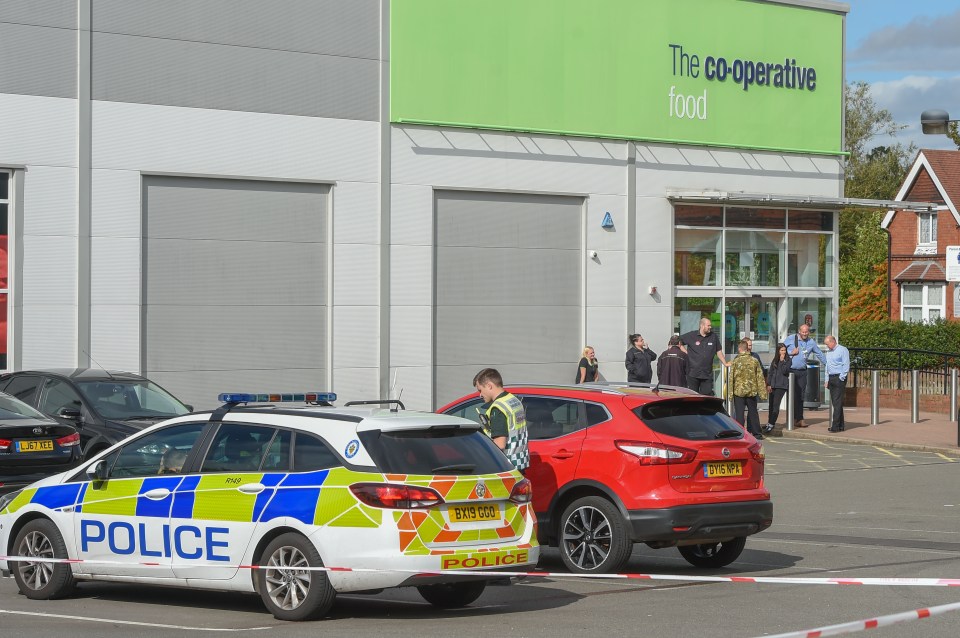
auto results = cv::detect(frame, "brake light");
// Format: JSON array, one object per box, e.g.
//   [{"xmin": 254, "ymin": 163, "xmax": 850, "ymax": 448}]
[
  {"xmin": 0, "ymin": 438, "xmax": 10, "ymax": 452},
  {"xmin": 748, "ymin": 442, "xmax": 765, "ymax": 462},
  {"xmin": 349, "ymin": 483, "xmax": 443, "ymax": 509},
  {"xmin": 509, "ymin": 478, "xmax": 532, "ymax": 504},
  {"xmin": 56, "ymin": 433, "xmax": 81, "ymax": 448},
  {"xmin": 616, "ymin": 441, "xmax": 697, "ymax": 465}
]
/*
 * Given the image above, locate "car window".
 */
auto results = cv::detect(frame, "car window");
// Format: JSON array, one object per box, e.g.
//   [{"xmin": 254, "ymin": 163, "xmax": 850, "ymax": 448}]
[
  {"xmin": 445, "ymin": 398, "xmax": 485, "ymax": 424},
  {"xmin": 110, "ymin": 422, "xmax": 206, "ymax": 478},
  {"xmin": 262, "ymin": 429, "xmax": 291, "ymax": 471},
  {"xmin": 0, "ymin": 392, "xmax": 49, "ymax": 420},
  {"xmin": 359, "ymin": 428, "xmax": 513, "ymax": 475},
  {"xmin": 585, "ymin": 402, "xmax": 611, "ymax": 426},
  {"xmin": 522, "ymin": 396, "xmax": 582, "ymax": 440},
  {"xmin": 293, "ymin": 433, "xmax": 342, "ymax": 471},
  {"xmin": 201, "ymin": 423, "xmax": 275, "ymax": 473},
  {"xmin": 633, "ymin": 399, "xmax": 743, "ymax": 441},
  {"xmin": 76, "ymin": 380, "xmax": 190, "ymax": 420},
  {"xmin": 39, "ymin": 378, "xmax": 85, "ymax": 417},
  {"xmin": 3, "ymin": 375, "xmax": 42, "ymax": 406}
]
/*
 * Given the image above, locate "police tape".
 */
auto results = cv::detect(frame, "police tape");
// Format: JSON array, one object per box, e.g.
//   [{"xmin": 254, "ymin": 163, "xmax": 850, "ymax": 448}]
[
  {"xmin": 755, "ymin": 600, "xmax": 960, "ymax": 638},
  {"xmin": 1, "ymin": 554, "xmax": 959, "ymax": 587}
]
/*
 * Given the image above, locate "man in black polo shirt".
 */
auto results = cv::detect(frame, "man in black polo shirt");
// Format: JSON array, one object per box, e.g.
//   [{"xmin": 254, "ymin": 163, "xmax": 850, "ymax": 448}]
[{"xmin": 680, "ymin": 317, "xmax": 729, "ymax": 396}]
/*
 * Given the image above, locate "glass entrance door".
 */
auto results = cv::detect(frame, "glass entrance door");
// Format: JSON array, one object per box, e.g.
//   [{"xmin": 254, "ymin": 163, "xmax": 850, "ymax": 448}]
[{"xmin": 724, "ymin": 298, "xmax": 780, "ymax": 367}]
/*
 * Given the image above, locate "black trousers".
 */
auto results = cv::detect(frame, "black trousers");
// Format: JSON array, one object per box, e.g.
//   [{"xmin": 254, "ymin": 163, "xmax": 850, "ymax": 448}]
[
  {"xmin": 767, "ymin": 387, "xmax": 787, "ymax": 425},
  {"xmin": 734, "ymin": 396, "xmax": 761, "ymax": 435},
  {"xmin": 687, "ymin": 375, "xmax": 714, "ymax": 396},
  {"xmin": 828, "ymin": 375, "xmax": 846, "ymax": 430},
  {"xmin": 791, "ymin": 368, "xmax": 807, "ymax": 421}
]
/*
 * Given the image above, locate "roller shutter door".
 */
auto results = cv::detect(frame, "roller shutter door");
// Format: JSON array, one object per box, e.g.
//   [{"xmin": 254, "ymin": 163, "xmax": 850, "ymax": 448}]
[
  {"xmin": 434, "ymin": 191, "xmax": 583, "ymax": 406},
  {"xmin": 143, "ymin": 176, "xmax": 328, "ymax": 409}
]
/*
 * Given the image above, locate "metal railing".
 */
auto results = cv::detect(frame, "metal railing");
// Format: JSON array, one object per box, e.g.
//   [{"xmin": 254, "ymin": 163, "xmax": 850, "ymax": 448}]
[{"xmin": 849, "ymin": 347, "xmax": 960, "ymax": 394}]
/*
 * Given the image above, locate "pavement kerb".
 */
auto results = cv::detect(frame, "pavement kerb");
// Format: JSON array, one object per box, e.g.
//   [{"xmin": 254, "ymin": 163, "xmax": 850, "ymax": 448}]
[{"xmin": 773, "ymin": 429, "xmax": 960, "ymax": 457}]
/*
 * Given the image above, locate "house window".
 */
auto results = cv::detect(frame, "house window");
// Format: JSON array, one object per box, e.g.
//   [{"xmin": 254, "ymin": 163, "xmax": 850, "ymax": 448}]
[
  {"xmin": 0, "ymin": 170, "xmax": 9, "ymax": 369},
  {"xmin": 918, "ymin": 211, "xmax": 937, "ymax": 245},
  {"xmin": 901, "ymin": 284, "xmax": 944, "ymax": 323}
]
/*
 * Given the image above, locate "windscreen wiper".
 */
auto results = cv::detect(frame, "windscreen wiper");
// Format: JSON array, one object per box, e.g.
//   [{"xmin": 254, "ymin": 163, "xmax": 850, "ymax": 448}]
[
  {"xmin": 431, "ymin": 464, "xmax": 476, "ymax": 474},
  {"xmin": 715, "ymin": 430, "xmax": 743, "ymax": 439}
]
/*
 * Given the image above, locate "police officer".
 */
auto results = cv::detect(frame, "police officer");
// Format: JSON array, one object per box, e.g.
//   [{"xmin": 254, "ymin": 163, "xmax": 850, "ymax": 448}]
[{"xmin": 473, "ymin": 368, "xmax": 529, "ymax": 472}]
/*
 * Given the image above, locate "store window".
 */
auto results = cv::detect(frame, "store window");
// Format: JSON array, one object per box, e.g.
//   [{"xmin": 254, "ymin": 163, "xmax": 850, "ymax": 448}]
[
  {"xmin": 787, "ymin": 232, "xmax": 833, "ymax": 288},
  {"xmin": 918, "ymin": 212, "xmax": 937, "ymax": 246},
  {"xmin": 902, "ymin": 284, "xmax": 944, "ymax": 323},
  {"xmin": 725, "ymin": 231, "xmax": 783, "ymax": 287},
  {"xmin": 675, "ymin": 229, "xmax": 721, "ymax": 286},
  {"xmin": 0, "ymin": 170, "xmax": 9, "ymax": 370},
  {"xmin": 786, "ymin": 297, "xmax": 833, "ymax": 340}
]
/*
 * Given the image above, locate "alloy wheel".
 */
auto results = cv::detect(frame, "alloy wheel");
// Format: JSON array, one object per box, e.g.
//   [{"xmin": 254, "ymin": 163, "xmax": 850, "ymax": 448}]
[
  {"xmin": 16, "ymin": 530, "xmax": 55, "ymax": 591},
  {"xmin": 264, "ymin": 545, "xmax": 312, "ymax": 611},
  {"xmin": 562, "ymin": 505, "xmax": 613, "ymax": 570}
]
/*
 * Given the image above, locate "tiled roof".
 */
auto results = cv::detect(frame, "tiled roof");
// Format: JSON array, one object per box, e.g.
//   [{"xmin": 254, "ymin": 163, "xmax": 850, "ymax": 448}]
[
  {"xmin": 893, "ymin": 260, "xmax": 946, "ymax": 282},
  {"xmin": 921, "ymin": 149, "xmax": 960, "ymax": 209}
]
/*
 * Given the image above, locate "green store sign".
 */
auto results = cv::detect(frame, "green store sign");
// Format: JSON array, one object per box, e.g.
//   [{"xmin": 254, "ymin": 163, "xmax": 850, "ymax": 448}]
[{"xmin": 391, "ymin": 0, "xmax": 843, "ymax": 155}]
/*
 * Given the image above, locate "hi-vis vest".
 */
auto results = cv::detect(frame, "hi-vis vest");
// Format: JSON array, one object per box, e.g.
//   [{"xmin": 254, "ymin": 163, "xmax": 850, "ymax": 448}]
[{"xmin": 485, "ymin": 393, "xmax": 529, "ymax": 471}]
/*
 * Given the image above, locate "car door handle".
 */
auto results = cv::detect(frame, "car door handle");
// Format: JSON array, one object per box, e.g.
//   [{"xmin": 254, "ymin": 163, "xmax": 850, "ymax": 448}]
[
  {"xmin": 238, "ymin": 483, "xmax": 265, "ymax": 494},
  {"xmin": 551, "ymin": 450, "xmax": 576, "ymax": 460},
  {"xmin": 143, "ymin": 488, "xmax": 171, "ymax": 500}
]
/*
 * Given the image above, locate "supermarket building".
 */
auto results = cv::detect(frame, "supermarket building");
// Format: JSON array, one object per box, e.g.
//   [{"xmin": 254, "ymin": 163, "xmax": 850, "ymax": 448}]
[{"xmin": 0, "ymin": 0, "xmax": 895, "ymax": 410}]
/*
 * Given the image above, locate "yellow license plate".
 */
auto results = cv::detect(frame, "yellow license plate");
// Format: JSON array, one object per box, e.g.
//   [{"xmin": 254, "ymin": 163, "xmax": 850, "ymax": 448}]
[
  {"xmin": 17, "ymin": 440, "xmax": 54, "ymax": 453},
  {"xmin": 704, "ymin": 461, "xmax": 742, "ymax": 478},
  {"xmin": 449, "ymin": 504, "xmax": 500, "ymax": 522}
]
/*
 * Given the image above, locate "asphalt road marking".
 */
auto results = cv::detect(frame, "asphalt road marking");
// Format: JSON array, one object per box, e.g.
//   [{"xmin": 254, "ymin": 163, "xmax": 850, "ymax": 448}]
[
  {"xmin": 873, "ymin": 446, "xmax": 905, "ymax": 460},
  {"xmin": 936, "ymin": 453, "xmax": 957, "ymax": 462},
  {"xmin": 0, "ymin": 609, "xmax": 273, "ymax": 632}
]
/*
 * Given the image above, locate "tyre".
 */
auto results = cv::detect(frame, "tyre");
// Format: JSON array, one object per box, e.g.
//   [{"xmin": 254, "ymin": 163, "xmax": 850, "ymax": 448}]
[
  {"xmin": 678, "ymin": 536, "xmax": 747, "ymax": 568},
  {"xmin": 558, "ymin": 496, "xmax": 633, "ymax": 574},
  {"xmin": 11, "ymin": 518, "xmax": 76, "ymax": 600},
  {"xmin": 417, "ymin": 581, "xmax": 487, "ymax": 608},
  {"xmin": 255, "ymin": 533, "xmax": 336, "ymax": 621}
]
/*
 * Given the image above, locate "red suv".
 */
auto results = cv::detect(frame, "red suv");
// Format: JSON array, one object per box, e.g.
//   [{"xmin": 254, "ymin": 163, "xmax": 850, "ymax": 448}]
[{"xmin": 439, "ymin": 383, "xmax": 772, "ymax": 574}]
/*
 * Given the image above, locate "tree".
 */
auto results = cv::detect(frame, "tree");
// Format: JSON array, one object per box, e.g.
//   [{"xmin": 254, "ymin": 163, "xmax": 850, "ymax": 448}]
[
  {"xmin": 948, "ymin": 121, "xmax": 960, "ymax": 150},
  {"xmin": 839, "ymin": 82, "xmax": 915, "ymax": 321}
]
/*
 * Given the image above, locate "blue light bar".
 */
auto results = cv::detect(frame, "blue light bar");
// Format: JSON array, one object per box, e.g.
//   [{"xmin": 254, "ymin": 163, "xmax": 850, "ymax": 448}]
[{"xmin": 218, "ymin": 392, "xmax": 337, "ymax": 404}]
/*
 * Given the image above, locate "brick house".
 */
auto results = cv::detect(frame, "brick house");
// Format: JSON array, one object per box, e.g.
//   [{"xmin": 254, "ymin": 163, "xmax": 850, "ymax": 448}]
[{"xmin": 882, "ymin": 150, "xmax": 960, "ymax": 322}]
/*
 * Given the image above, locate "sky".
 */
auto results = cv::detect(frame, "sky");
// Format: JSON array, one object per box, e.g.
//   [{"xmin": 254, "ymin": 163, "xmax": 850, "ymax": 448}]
[{"xmin": 845, "ymin": 0, "xmax": 960, "ymax": 153}]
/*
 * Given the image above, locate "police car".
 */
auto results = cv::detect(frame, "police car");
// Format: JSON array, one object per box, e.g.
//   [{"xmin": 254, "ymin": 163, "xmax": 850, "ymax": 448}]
[{"xmin": 0, "ymin": 393, "xmax": 538, "ymax": 621}]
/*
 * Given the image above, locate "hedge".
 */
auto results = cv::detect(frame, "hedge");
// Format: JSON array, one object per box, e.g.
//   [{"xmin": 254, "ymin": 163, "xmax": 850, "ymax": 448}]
[{"xmin": 839, "ymin": 320, "xmax": 960, "ymax": 369}]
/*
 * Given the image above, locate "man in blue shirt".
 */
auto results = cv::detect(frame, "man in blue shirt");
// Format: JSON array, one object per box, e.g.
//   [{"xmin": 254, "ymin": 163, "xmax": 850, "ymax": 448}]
[
  {"xmin": 824, "ymin": 335, "xmax": 850, "ymax": 432},
  {"xmin": 782, "ymin": 323, "xmax": 826, "ymax": 428}
]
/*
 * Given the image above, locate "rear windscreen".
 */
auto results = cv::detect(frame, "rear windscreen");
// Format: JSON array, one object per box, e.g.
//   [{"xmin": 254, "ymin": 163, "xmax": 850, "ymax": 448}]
[
  {"xmin": 633, "ymin": 399, "xmax": 743, "ymax": 441},
  {"xmin": 359, "ymin": 427, "xmax": 514, "ymax": 475}
]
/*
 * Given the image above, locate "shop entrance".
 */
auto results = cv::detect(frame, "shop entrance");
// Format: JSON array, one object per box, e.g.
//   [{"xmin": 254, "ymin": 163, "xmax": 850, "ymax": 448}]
[{"xmin": 723, "ymin": 298, "xmax": 780, "ymax": 367}]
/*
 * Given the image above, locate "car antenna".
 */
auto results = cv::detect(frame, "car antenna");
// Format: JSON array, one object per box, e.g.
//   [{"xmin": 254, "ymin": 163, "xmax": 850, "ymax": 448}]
[
  {"xmin": 83, "ymin": 349, "xmax": 116, "ymax": 380},
  {"xmin": 651, "ymin": 381, "xmax": 660, "ymax": 394},
  {"xmin": 390, "ymin": 369, "xmax": 402, "ymax": 412},
  {"xmin": 392, "ymin": 388, "xmax": 403, "ymax": 413}
]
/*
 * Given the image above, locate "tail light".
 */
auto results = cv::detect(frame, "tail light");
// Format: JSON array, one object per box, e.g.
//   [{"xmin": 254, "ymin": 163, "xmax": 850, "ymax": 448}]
[
  {"xmin": 0, "ymin": 438, "xmax": 10, "ymax": 452},
  {"xmin": 509, "ymin": 478, "xmax": 532, "ymax": 504},
  {"xmin": 748, "ymin": 442, "xmax": 765, "ymax": 462},
  {"xmin": 56, "ymin": 433, "xmax": 81, "ymax": 448},
  {"xmin": 350, "ymin": 483, "xmax": 443, "ymax": 509},
  {"xmin": 616, "ymin": 441, "xmax": 697, "ymax": 465}
]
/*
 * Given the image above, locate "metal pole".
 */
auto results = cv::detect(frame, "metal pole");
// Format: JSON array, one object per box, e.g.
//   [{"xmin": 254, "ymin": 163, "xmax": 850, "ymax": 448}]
[
  {"xmin": 950, "ymin": 369, "xmax": 958, "ymax": 425},
  {"xmin": 828, "ymin": 381, "xmax": 834, "ymax": 430},
  {"xmin": 723, "ymin": 365, "xmax": 733, "ymax": 417},
  {"xmin": 786, "ymin": 372, "xmax": 795, "ymax": 431},
  {"xmin": 911, "ymin": 369, "xmax": 920, "ymax": 424},
  {"xmin": 870, "ymin": 369, "xmax": 879, "ymax": 426}
]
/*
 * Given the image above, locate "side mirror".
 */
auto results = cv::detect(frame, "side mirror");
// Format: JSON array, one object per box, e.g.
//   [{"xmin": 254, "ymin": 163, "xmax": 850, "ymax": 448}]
[
  {"xmin": 184, "ymin": 404, "xmax": 194, "ymax": 412},
  {"xmin": 58, "ymin": 407, "xmax": 82, "ymax": 424},
  {"xmin": 85, "ymin": 459, "xmax": 109, "ymax": 482}
]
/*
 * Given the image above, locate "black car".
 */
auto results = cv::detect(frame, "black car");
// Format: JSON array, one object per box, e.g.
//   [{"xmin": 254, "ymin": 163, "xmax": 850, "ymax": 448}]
[
  {"xmin": 0, "ymin": 369, "xmax": 191, "ymax": 461},
  {"xmin": 0, "ymin": 391, "xmax": 82, "ymax": 494}
]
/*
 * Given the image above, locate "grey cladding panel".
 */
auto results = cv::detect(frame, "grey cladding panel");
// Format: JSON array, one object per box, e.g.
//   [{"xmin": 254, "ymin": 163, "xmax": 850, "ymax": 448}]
[
  {"xmin": 144, "ymin": 176, "xmax": 327, "ymax": 408},
  {"xmin": 92, "ymin": 32, "xmax": 379, "ymax": 120},
  {"xmin": 0, "ymin": 23, "xmax": 77, "ymax": 98},
  {"xmin": 0, "ymin": 0, "xmax": 76, "ymax": 28},
  {"xmin": 436, "ymin": 192, "xmax": 583, "ymax": 249},
  {"xmin": 144, "ymin": 177, "xmax": 329, "ymax": 242},
  {"xmin": 92, "ymin": 0, "xmax": 380, "ymax": 60},
  {"xmin": 434, "ymin": 192, "xmax": 583, "ymax": 405}
]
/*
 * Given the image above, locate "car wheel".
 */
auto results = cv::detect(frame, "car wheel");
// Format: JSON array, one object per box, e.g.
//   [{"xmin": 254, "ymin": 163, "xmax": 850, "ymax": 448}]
[
  {"xmin": 255, "ymin": 533, "xmax": 335, "ymax": 621},
  {"xmin": 558, "ymin": 496, "xmax": 632, "ymax": 574},
  {"xmin": 417, "ymin": 581, "xmax": 487, "ymax": 608},
  {"xmin": 11, "ymin": 518, "xmax": 76, "ymax": 600},
  {"xmin": 678, "ymin": 536, "xmax": 747, "ymax": 568}
]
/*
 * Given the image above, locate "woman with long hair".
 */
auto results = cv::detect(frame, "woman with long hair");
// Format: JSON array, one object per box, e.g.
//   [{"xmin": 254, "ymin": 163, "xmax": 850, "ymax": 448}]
[
  {"xmin": 576, "ymin": 346, "xmax": 599, "ymax": 383},
  {"xmin": 764, "ymin": 342, "xmax": 791, "ymax": 433},
  {"xmin": 625, "ymin": 333, "xmax": 657, "ymax": 384}
]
